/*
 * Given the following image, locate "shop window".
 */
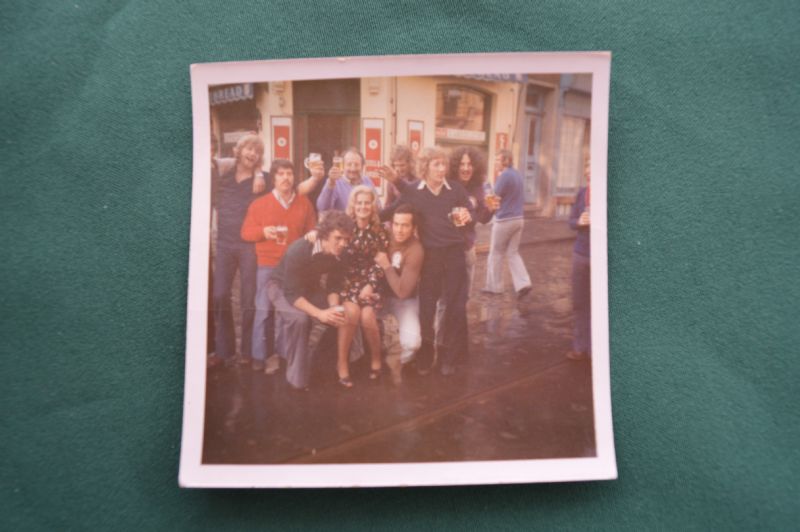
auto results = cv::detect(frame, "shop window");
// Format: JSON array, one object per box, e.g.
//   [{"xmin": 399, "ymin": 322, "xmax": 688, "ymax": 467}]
[
  {"xmin": 435, "ymin": 85, "xmax": 490, "ymax": 144},
  {"xmin": 526, "ymin": 85, "xmax": 543, "ymax": 110},
  {"xmin": 556, "ymin": 116, "xmax": 590, "ymax": 193}
]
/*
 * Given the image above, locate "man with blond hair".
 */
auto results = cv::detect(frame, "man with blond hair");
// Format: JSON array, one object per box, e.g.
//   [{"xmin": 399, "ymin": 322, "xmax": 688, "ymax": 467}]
[
  {"xmin": 382, "ymin": 147, "xmax": 473, "ymax": 377},
  {"xmin": 209, "ymin": 133, "xmax": 267, "ymax": 368}
]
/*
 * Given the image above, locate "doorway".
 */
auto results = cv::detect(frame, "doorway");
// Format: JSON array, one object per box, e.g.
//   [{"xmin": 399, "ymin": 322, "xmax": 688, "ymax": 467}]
[
  {"xmin": 293, "ymin": 79, "xmax": 361, "ymax": 173},
  {"xmin": 523, "ymin": 112, "xmax": 542, "ymax": 204}
]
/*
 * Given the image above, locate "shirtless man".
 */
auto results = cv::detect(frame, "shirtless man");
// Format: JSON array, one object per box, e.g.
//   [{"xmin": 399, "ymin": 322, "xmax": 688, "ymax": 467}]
[{"xmin": 374, "ymin": 204, "xmax": 424, "ymax": 381}]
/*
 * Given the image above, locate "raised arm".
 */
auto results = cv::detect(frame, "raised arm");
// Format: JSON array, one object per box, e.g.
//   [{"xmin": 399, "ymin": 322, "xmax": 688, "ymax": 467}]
[
  {"xmin": 316, "ymin": 181, "xmax": 337, "ymax": 211},
  {"xmin": 298, "ymin": 162, "xmax": 325, "ymax": 196}
]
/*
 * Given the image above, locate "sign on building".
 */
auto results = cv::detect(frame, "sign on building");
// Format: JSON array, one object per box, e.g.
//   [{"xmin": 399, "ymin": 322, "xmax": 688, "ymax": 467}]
[{"xmin": 271, "ymin": 117, "xmax": 292, "ymax": 160}]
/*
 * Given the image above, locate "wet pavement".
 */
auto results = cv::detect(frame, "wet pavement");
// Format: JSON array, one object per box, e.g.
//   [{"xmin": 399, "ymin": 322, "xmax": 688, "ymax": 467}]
[{"xmin": 203, "ymin": 219, "xmax": 595, "ymax": 464}]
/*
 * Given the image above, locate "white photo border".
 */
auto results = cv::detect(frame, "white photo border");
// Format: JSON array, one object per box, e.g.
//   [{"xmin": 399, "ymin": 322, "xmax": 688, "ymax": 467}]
[{"xmin": 180, "ymin": 51, "xmax": 615, "ymax": 488}]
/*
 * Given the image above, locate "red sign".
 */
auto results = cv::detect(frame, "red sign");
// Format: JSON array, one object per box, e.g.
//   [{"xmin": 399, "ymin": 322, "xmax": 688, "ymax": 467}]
[
  {"xmin": 273, "ymin": 125, "xmax": 290, "ymax": 159},
  {"xmin": 496, "ymin": 132, "xmax": 509, "ymax": 151},
  {"xmin": 409, "ymin": 129, "xmax": 422, "ymax": 154},
  {"xmin": 365, "ymin": 127, "xmax": 382, "ymax": 162},
  {"xmin": 365, "ymin": 163, "xmax": 382, "ymax": 188}
]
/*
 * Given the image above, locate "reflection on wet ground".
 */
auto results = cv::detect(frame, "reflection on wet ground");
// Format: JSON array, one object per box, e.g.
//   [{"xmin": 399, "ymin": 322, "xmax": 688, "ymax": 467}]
[{"xmin": 203, "ymin": 239, "xmax": 595, "ymax": 464}]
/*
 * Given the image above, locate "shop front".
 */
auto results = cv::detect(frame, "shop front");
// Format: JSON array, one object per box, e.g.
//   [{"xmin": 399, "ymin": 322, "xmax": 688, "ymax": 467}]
[{"xmin": 208, "ymin": 74, "xmax": 592, "ymax": 218}]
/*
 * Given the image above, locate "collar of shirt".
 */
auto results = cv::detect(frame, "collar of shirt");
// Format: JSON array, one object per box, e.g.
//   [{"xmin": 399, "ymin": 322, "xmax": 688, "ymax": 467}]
[
  {"xmin": 346, "ymin": 175, "xmax": 368, "ymax": 186},
  {"xmin": 272, "ymin": 189, "xmax": 295, "ymax": 209},
  {"xmin": 417, "ymin": 179, "xmax": 452, "ymax": 192}
]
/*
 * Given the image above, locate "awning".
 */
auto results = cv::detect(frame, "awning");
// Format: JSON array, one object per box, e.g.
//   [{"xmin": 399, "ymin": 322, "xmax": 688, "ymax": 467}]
[{"xmin": 210, "ymin": 83, "xmax": 254, "ymax": 106}]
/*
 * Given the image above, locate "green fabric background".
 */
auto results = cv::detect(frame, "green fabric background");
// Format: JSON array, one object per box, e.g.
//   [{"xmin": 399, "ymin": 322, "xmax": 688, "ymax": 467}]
[{"xmin": 1, "ymin": 0, "xmax": 797, "ymax": 529}]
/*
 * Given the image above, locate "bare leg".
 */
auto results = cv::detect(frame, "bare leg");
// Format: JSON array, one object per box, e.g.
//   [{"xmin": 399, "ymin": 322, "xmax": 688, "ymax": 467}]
[
  {"xmin": 337, "ymin": 302, "xmax": 360, "ymax": 379},
  {"xmin": 360, "ymin": 305, "xmax": 382, "ymax": 371}
]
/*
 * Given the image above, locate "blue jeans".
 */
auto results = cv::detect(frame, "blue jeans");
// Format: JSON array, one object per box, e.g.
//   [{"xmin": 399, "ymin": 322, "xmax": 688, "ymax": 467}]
[
  {"xmin": 267, "ymin": 281, "xmax": 330, "ymax": 389},
  {"xmin": 572, "ymin": 252, "xmax": 591, "ymax": 354},
  {"xmin": 213, "ymin": 241, "xmax": 257, "ymax": 359},
  {"xmin": 252, "ymin": 266, "xmax": 275, "ymax": 361}
]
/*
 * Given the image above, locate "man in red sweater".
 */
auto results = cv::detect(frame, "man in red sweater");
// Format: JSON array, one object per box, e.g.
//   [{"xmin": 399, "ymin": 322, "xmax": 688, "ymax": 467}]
[{"xmin": 241, "ymin": 159, "xmax": 317, "ymax": 372}]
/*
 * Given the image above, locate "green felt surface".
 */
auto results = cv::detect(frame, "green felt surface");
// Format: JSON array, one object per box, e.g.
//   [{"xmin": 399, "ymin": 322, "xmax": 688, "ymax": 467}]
[{"xmin": 1, "ymin": 0, "xmax": 798, "ymax": 529}]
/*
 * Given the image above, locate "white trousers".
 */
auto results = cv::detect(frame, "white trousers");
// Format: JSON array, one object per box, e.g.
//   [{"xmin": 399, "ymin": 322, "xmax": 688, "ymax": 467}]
[
  {"xmin": 383, "ymin": 296, "xmax": 422, "ymax": 364},
  {"xmin": 484, "ymin": 218, "xmax": 532, "ymax": 293}
]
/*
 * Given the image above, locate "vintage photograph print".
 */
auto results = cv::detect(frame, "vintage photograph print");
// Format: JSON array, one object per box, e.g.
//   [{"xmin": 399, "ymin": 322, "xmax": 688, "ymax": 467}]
[{"xmin": 180, "ymin": 52, "xmax": 615, "ymax": 488}]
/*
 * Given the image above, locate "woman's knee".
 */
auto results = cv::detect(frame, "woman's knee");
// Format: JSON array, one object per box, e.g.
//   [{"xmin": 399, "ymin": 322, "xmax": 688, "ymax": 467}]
[
  {"xmin": 360, "ymin": 306, "xmax": 379, "ymax": 330},
  {"xmin": 343, "ymin": 301, "xmax": 360, "ymax": 325}
]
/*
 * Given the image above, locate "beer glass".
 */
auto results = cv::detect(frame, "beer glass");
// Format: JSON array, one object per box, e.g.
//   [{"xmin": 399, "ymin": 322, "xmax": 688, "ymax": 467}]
[
  {"xmin": 303, "ymin": 152, "xmax": 322, "ymax": 170},
  {"xmin": 275, "ymin": 225, "xmax": 288, "ymax": 245}
]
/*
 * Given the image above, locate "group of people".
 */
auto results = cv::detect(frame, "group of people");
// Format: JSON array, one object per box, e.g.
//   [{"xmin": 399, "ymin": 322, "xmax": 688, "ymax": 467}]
[{"xmin": 207, "ymin": 132, "xmax": 553, "ymax": 392}]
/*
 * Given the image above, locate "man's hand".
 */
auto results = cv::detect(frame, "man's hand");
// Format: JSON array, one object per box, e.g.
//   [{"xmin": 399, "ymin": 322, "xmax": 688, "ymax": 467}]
[
  {"xmin": 263, "ymin": 226, "xmax": 278, "ymax": 240},
  {"xmin": 379, "ymin": 165, "xmax": 398, "ymax": 184},
  {"xmin": 374, "ymin": 251, "xmax": 391, "ymax": 270},
  {"xmin": 485, "ymin": 193, "xmax": 501, "ymax": 212},
  {"xmin": 317, "ymin": 307, "xmax": 346, "ymax": 327},
  {"xmin": 253, "ymin": 173, "xmax": 266, "ymax": 194},
  {"xmin": 578, "ymin": 211, "xmax": 590, "ymax": 226},
  {"xmin": 327, "ymin": 165, "xmax": 342, "ymax": 186},
  {"xmin": 459, "ymin": 208, "xmax": 472, "ymax": 225},
  {"xmin": 304, "ymin": 229, "xmax": 318, "ymax": 243}
]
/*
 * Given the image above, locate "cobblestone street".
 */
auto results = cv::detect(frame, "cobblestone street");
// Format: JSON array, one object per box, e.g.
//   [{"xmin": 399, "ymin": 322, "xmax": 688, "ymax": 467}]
[{"xmin": 203, "ymin": 218, "xmax": 595, "ymax": 464}]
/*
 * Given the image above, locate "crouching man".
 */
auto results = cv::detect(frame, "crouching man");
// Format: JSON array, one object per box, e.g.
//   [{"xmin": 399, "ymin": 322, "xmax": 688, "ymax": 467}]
[
  {"xmin": 374, "ymin": 204, "xmax": 424, "ymax": 380},
  {"xmin": 266, "ymin": 210, "xmax": 355, "ymax": 390}
]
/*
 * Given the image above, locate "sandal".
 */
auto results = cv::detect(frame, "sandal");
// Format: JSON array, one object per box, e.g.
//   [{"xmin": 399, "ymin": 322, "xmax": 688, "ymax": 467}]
[
  {"xmin": 338, "ymin": 375, "xmax": 354, "ymax": 389},
  {"xmin": 369, "ymin": 367, "xmax": 382, "ymax": 381}
]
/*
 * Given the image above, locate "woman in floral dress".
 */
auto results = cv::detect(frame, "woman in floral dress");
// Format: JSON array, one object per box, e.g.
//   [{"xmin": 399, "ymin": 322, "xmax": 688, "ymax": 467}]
[{"xmin": 336, "ymin": 185, "xmax": 389, "ymax": 388}]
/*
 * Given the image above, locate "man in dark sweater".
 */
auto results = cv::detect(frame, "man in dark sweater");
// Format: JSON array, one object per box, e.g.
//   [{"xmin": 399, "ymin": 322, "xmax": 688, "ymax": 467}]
[
  {"xmin": 266, "ymin": 210, "xmax": 354, "ymax": 390},
  {"xmin": 210, "ymin": 134, "xmax": 268, "ymax": 368},
  {"xmin": 381, "ymin": 147, "xmax": 474, "ymax": 376}
]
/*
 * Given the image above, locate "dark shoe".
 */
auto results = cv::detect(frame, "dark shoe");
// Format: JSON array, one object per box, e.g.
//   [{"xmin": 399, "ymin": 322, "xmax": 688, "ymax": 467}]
[
  {"xmin": 237, "ymin": 355, "xmax": 251, "ymax": 366},
  {"xmin": 337, "ymin": 375, "xmax": 354, "ymax": 389},
  {"xmin": 439, "ymin": 363, "xmax": 456, "ymax": 376},
  {"xmin": 566, "ymin": 350, "xmax": 588, "ymax": 361},
  {"xmin": 251, "ymin": 359, "xmax": 265, "ymax": 371},
  {"xmin": 517, "ymin": 286, "xmax": 532, "ymax": 300}
]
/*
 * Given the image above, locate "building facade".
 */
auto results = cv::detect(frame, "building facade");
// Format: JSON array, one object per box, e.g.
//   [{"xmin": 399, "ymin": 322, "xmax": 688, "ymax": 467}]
[{"xmin": 209, "ymin": 73, "xmax": 591, "ymax": 217}]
